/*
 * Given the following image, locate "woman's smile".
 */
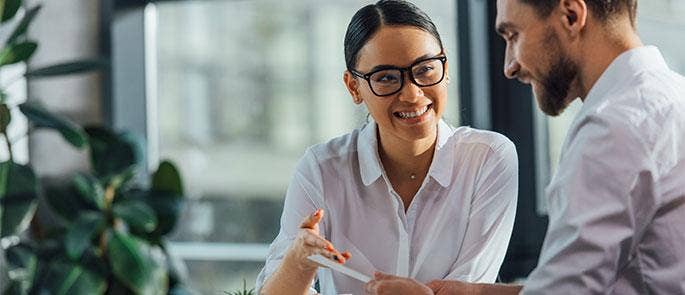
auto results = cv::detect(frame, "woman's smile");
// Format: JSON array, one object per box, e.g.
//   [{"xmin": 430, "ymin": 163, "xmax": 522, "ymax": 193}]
[{"xmin": 393, "ymin": 103, "xmax": 434, "ymax": 125}]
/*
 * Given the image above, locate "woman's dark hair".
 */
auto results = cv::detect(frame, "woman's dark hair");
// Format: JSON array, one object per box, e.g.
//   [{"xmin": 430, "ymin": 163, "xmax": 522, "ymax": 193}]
[{"xmin": 343, "ymin": 0, "xmax": 444, "ymax": 71}]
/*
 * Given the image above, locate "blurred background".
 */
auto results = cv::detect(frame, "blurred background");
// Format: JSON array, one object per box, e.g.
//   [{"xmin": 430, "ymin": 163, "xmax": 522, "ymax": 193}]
[{"xmin": 5, "ymin": 0, "xmax": 685, "ymax": 293}]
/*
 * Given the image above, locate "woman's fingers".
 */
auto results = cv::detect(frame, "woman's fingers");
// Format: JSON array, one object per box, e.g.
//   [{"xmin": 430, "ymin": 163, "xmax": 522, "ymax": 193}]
[
  {"xmin": 299, "ymin": 209, "xmax": 324, "ymax": 229},
  {"xmin": 313, "ymin": 246, "xmax": 337, "ymax": 260},
  {"xmin": 294, "ymin": 209, "xmax": 352, "ymax": 264},
  {"xmin": 425, "ymin": 280, "xmax": 444, "ymax": 291},
  {"xmin": 302, "ymin": 229, "xmax": 332, "ymax": 249},
  {"xmin": 299, "ymin": 228, "xmax": 348, "ymax": 263},
  {"xmin": 373, "ymin": 272, "xmax": 396, "ymax": 280}
]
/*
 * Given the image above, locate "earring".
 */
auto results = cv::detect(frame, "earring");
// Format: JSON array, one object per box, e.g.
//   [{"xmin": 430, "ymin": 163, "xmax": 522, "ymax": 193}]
[{"xmin": 446, "ymin": 76, "xmax": 451, "ymax": 84}]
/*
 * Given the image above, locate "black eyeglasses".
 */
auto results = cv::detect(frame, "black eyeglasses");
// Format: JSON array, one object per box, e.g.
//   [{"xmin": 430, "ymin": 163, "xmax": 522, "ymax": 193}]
[{"xmin": 349, "ymin": 55, "xmax": 447, "ymax": 97}]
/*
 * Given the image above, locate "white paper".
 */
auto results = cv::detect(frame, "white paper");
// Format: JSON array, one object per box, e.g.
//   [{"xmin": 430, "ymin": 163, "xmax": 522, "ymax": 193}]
[{"xmin": 307, "ymin": 254, "xmax": 372, "ymax": 283}]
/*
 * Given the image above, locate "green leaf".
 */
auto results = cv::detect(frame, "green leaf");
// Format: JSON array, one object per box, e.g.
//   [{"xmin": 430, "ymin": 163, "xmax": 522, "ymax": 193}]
[
  {"xmin": 1, "ymin": 0, "xmax": 20, "ymax": 23},
  {"xmin": 0, "ymin": 103, "xmax": 11, "ymax": 133},
  {"xmin": 43, "ymin": 184, "xmax": 93, "ymax": 223},
  {"xmin": 5, "ymin": 5, "xmax": 41, "ymax": 45},
  {"xmin": 152, "ymin": 160, "xmax": 184, "ymax": 195},
  {"xmin": 0, "ymin": 160, "xmax": 9, "ymax": 197},
  {"xmin": 78, "ymin": 247, "xmax": 109, "ymax": 277},
  {"xmin": 224, "ymin": 279, "xmax": 255, "ymax": 295},
  {"xmin": 19, "ymin": 102, "xmax": 88, "ymax": 149},
  {"xmin": 113, "ymin": 200, "xmax": 157, "ymax": 233},
  {"xmin": 25, "ymin": 59, "xmax": 107, "ymax": 78},
  {"xmin": 0, "ymin": 162, "xmax": 38, "ymax": 238},
  {"xmin": 0, "ymin": 89, "xmax": 8, "ymax": 103},
  {"xmin": 107, "ymin": 230, "xmax": 168, "ymax": 295},
  {"xmin": 85, "ymin": 126, "xmax": 143, "ymax": 181},
  {"xmin": 143, "ymin": 190, "xmax": 184, "ymax": 238},
  {"xmin": 73, "ymin": 173, "xmax": 105, "ymax": 210},
  {"xmin": 104, "ymin": 279, "xmax": 134, "ymax": 294},
  {"xmin": 40, "ymin": 261, "xmax": 106, "ymax": 295},
  {"xmin": 5, "ymin": 243, "xmax": 38, "ymax": 292},
  {"xmin": 64, "ymin": 211, "xmax": 104, "ymax": 260},
  {"xmin": 6, "ymin": 243, "xmax": 36, "ymax": 269},
  {"xmin": 3, "ymin": 280, "xmax": 24, "ymax": 295},
  {"xmin": 0, "ymin": 41, "xmax": 37, "ymax": 66},
  {"xmin": 109, "ymin": 166, "xmax": 137, "ymax": 192}
]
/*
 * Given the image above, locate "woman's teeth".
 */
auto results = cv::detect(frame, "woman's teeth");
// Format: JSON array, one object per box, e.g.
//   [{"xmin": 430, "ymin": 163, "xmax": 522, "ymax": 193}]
[{"xmin": 397, "ymin": 105, "xmax": 429, "ymax": 119}]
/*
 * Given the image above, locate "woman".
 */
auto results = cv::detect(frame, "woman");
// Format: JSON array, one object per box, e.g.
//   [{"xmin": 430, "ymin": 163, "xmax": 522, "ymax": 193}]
[{"xmin": 256, "ymin": 1, "xmax": 518, "ymax": 294}]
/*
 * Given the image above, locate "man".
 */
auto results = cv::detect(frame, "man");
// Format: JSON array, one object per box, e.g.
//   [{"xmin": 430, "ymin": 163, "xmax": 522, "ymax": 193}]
[{"xmin": 365, "ymin": 0, "xmax": 685, "ymax": 293}]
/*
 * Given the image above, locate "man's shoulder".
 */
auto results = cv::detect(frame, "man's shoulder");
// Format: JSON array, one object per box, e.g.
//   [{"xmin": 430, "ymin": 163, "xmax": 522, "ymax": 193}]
[
  {"xmin": 631, "ymin": 67, "xmax": 685, "ymax": 113},
  {"xmin": 593, "ymin": 68, "xmax": 685, "ymax": 134},
  {"xmin": 570, "ymin": 68, "xmax": 685, "ymax": 165}
]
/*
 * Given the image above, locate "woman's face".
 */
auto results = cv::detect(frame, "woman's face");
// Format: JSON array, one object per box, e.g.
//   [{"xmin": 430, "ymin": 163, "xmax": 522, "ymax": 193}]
[{"xmin": 344, "ymin": 25, "xmax": 448, "ymax": 145}]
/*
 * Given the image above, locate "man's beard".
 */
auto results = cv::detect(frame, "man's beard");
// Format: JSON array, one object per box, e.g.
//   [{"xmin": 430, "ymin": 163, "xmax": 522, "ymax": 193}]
[{"xmin": 535, "ymin": 29, "xmax": 579, "ymax": 116}]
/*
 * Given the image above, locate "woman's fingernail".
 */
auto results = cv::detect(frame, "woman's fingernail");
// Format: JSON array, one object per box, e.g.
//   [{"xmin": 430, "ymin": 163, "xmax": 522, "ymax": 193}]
[{"xmin": 326, "ymin": 244, "xmax": 334, "ymax": 251}]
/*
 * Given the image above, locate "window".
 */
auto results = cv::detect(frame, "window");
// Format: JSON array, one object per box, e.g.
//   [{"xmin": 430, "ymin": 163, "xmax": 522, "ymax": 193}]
[{"xmin": 149, "ymin": 0, "xmax": 458, "ymax": 292}]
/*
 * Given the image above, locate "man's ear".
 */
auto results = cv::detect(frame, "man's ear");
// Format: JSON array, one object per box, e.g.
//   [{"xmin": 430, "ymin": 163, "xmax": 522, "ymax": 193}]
[
  {"xmin": 558, "ymin": 0, "xmax": 587, "ymax": 38},
  {"xmin": 343, "ymin": 71, "xmax": 364, "ymax": 104}
]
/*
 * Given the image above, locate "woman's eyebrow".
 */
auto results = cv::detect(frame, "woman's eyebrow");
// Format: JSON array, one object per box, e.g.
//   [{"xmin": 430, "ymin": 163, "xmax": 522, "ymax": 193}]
[{"xmin": 366, "ymin": 53, "xmax": 440, "ymax": 73}]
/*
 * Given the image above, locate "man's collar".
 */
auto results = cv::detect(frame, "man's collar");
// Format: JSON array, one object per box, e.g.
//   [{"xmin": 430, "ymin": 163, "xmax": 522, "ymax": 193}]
[{"xmin": 581, "ymin": 46, "xmax": 667, "ymax": 114}]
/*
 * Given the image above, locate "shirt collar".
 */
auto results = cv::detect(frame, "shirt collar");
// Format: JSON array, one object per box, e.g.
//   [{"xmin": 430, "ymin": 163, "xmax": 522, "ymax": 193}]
[
  {"xmin": 358, "ymin": 121, "xmax": 383, "ymax": 186},
  {"xmin": 430, "ymin": 119, "xmax": 456, "ymax": 187},
  {"xmin": 580, "ymin": 46, "xmax": 668, "ymax": 116},
  {"xmin": 357, "ymin": 119, "xmax": 455, "ymax": 187}
]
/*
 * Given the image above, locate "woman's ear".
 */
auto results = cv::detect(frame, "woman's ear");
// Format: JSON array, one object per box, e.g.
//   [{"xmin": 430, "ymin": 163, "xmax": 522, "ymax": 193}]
[
  {"xmin": 343, "ymin": 71, "xmax": 364, "ymax": 104},
  {"xmin": 559, "ymin": 0, "xmax": 587, "ymax": 38}
]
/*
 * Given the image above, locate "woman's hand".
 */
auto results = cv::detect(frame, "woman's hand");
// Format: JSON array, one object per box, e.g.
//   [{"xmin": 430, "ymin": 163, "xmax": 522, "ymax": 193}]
[
  {"xmin": 365, "ymin": 272, "xmax": 433, "ymax": 295},
  {"xmin": 286, "ymin": 209, "xmax": 350, "ymax": 272},
  {"xmin": 427, "ymin": 280, "xmax": 473, "ymax": 294}
]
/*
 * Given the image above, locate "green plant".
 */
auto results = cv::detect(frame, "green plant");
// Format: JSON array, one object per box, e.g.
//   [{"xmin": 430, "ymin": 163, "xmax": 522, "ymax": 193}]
[
  {"xmin": 224, "ymin": 280, "xmax": 255, "ymax": 295},
  {"xmin": 0, "ymin": 1, "xmax": 191, "ymax": 294}
]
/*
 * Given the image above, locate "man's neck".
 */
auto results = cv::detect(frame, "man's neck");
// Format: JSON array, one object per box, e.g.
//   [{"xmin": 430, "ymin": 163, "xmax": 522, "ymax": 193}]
[{"xmin": 577, "ymin": 22, "xmax": 643, "ymax": 101}]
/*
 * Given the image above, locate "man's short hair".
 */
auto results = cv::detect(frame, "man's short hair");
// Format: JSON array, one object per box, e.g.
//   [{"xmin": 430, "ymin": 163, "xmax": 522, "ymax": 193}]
[{"xmin": 520, "ymin": 0, "xmax": 637, "ymax": 25}]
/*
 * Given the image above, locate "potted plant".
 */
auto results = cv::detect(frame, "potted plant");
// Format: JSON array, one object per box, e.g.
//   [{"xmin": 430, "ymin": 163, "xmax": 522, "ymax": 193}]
[{"xmin": 0, "ymin": 1, "xmax": 192, "ymax": 294}]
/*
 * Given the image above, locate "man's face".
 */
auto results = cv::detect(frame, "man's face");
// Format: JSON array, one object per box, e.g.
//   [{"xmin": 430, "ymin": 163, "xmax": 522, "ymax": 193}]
[{"xmin": 496, "ymin": 0, "xmax": 580, "ymax": 116}]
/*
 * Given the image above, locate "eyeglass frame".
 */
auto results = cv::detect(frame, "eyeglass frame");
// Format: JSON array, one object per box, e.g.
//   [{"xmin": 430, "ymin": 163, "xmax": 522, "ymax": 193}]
[{"xmin": 348, "ymin": 55, "xmax": 448, "ymax": 97}]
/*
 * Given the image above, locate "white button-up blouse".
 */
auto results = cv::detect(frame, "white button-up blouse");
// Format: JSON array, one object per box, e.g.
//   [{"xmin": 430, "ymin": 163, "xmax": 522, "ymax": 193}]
[{"xmin": 256, "ymin": 120, "xmax": 518, "ymax": 294}]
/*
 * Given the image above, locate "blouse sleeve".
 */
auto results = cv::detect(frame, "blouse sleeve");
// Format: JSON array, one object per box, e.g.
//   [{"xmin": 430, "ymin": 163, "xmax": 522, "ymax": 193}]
[
  {"xmin": 255, "ymin": 148, "xmax": 326, "ymax": 294},
  {"xmin": 444, "ymin": 138, "xmax": 519, "ymax": 283}
]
